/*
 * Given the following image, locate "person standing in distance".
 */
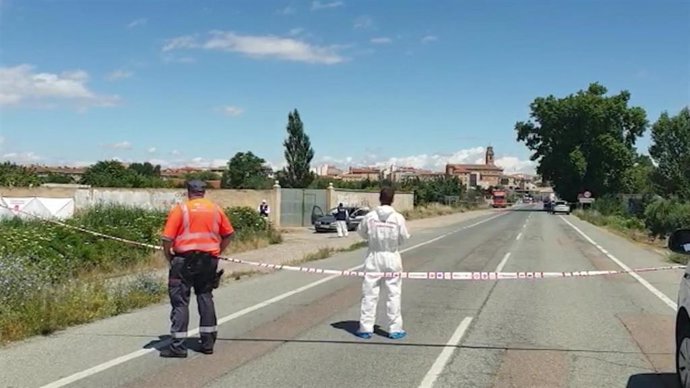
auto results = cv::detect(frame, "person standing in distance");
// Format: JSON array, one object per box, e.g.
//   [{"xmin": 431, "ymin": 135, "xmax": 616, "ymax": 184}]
[
  {"xmin": 160, "ymin": 180, "xmax": 235, "ymax": 357},
  {"xmin": 334, "ymin": 203, "xmax": 349, "ymax": 237},
  {"xmin": 355, "ymin": 187, "xmax": 411, "ymax": 339}
]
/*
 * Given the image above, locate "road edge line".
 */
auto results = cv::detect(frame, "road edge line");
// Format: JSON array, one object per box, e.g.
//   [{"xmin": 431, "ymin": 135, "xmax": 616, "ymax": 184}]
[{"xmin": 559, "ymin": 215, "xmax": 677, "ymax": 311}]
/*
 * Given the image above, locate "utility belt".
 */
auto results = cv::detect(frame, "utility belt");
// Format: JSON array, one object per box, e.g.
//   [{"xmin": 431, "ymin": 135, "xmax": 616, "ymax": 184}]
[{"xmin": 174, "ymin": 250, "xmax": 224, "ymax": 289}]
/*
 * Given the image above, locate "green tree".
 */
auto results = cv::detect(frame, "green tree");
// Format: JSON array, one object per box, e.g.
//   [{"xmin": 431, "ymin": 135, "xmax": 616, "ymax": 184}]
[
  {"xmin": 221, "ymin": 151, "xmax": 273, "ymax": 189},
  {"xmin": 622, "ymin": 154, "xmax": 655, "ymax": 194},
  {"xmin": 42, "ymin": 172, "xmax": 75, "ymax": 184},
  {"xmin": 127, "ymin": 162, "xmax": 161, "ymax": 177},
  {"xmin": 81, "ymin": 160, "xmax": 132, "ymax": 187},
  {"xmin": 649, "ymin": 107, "xmax": 690, "ymax": 200},
  {"xmin": 515, "ymin": 83, "xmax": 648, "ymax": 201},
  {"xmin": 185, "ymin": 170, "xmax": 221, "ymax": 181},
  {"xmin": 81, "ymin": 160, "xmax": 171, "ymax": 188},
  {"xmin": 0, "ymin": 162, "xmax": 41, "ymax": 187},
  {"xmin": 280, "ymin": 109, "xmax": 315, "ymax": 188}
]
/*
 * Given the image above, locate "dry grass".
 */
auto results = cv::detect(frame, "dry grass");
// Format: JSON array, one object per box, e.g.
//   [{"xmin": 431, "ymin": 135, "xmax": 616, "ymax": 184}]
[
  {"xmin": 0, "ymin": 274, "xmax": 166, "ymax": 344},
  {"xmin": 669, "ymin": 253, "xmax": 689, "ymax": 265},
  {"xmin": 573, "ymin": 209, "xmax": 667, "ymax": 248},
  {"xmin": 402, "ymin": 203, "xmax": 467, "ymax": 220}
]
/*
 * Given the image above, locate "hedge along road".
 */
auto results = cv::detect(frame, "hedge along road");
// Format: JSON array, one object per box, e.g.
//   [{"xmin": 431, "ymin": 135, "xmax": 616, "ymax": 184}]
[{"xmin": 0, "ymin": 204, "xmax": 683, "ymax": 388}]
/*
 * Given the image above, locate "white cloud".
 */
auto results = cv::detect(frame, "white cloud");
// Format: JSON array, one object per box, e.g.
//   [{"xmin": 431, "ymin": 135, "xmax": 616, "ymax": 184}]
[
  {"xmin": 289, "ymin": 27, "xmax": 304, "ymax": 36},
  {"xmin": 106, "ymin": 69, "xmax": 133, "ymax": 81},
  {"xmin": 221, "ymin": 105, "xmax": 244, "ymax": 117},
  {"xmin": 105, "ymin": 141, "xmax": 132, "ymax": 150},
  {"xmin": 494, "ymin": 156, "xmax": 537, "ymax": 174},
  {"xmin": 311, "ymin": 1, "xmax": 343, "ymax": 10},
  {"xmin": 354, "ymin": 15, "xmax": 374, "ymax": 30},
  {"xmin": 162, "ymin": 55, "xmax": 197, "ymax": 64},
  {"xmin": 163, "ymin": 31, "xmax": 346, "ymax": 64},
  {"xmin": 170, "ymin": 150, "xmax": 181, "ymax": 156},
  {"xmin": 277, "ymin": 5, "xmax": 295, "ymax": 15},
  {"xmin": 421, "ymin": 35, "xmax": 438, "ymax": 43},
  {"xmin": 370, "ymin": 37, "xmax": 392, "ymax": 44},
  {"xmin": 317, "ymin": 146, "xmax": 537, "ymax": 174},
  {"xmin": 127, "ymin": 18, "xmax": 147, "ymax": 29},
  {"xmin": 1, "ymin": 151, "xmax": 42, "ymax": 163},
  {"xmin": 147, "ymin": 147, "xmax": 157, "ymax": 154},
  {"xmin": 162, "ymin": 35, "xmax": 199, "ymax": 52},
  {"xmin": 0, "ymin": 64, "xmax": 120, "ymax": 108}
]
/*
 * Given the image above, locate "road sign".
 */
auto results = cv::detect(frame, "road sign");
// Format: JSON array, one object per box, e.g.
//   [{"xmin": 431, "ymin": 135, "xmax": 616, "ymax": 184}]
[{"xmin": 584, "ymin": 191, "xmax": 591, "ymax": 198}]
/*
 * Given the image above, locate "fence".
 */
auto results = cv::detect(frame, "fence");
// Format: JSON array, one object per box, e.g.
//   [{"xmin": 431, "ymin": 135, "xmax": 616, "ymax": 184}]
[{"xmin": 0, "ymin": 183, "xmax": 415, "ymax": 228}]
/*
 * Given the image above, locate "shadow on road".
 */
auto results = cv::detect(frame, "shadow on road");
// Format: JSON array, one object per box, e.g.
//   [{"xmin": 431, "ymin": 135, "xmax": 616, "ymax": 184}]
[
  {"xmin": 143, "ymin": 335, "xmax": 206, "ymax": 353},
  {"xmin": 626, "ymin": 373, "xmax": 679, "ymax": 388},
  {"xmin": 331, "ymin": 320, "xmax": 389, "ymax": 338}
]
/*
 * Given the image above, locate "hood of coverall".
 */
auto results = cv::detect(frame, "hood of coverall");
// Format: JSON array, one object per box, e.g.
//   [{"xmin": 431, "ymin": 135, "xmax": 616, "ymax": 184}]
[{"xmin": 374, "ymin": 205, "xmax": 395, "ymax": 222}]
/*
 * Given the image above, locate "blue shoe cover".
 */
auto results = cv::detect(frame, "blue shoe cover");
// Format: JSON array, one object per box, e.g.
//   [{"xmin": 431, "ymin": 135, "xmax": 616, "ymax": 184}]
[
  {"xmin": 389, "ymin": 331, "xmax": 407, "ymax": 340},
  {"xmin": 355, "ymin": 331, "xmax": 372, "ymax": 339}
]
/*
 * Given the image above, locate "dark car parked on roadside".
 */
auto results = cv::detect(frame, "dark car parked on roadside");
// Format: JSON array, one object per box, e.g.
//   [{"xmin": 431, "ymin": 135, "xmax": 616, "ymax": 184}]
[{"xmin": 311, "ymin": 205, "xmax": 370, "ymax": 233}]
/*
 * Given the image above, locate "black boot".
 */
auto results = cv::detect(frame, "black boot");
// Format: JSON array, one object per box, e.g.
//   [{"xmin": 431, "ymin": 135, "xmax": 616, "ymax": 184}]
[{"xmin": 159, "ymin": 348, "xmax": 187, "ymax": 358}]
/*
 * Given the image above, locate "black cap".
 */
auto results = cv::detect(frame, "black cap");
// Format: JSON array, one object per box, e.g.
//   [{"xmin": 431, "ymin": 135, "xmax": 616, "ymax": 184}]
[{"xmin": 186, "ymin": 179, "xmax": 207, "ymax": 193}]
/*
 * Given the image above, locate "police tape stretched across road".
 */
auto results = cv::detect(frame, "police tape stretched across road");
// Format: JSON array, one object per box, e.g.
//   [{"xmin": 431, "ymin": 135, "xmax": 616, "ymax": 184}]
[{"xmin": 0, "ymin": 190, "xmax": 686, "ymax": 287}]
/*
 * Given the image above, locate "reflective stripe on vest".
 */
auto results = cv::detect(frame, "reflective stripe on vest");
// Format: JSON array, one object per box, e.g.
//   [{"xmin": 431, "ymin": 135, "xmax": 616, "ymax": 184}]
[{"xmin": 173, "ymin": 202, "xmax": 222, "ymax": 253}]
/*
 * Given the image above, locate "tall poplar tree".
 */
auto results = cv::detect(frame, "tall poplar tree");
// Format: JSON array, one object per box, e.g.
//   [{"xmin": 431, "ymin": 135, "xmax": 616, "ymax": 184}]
[{"xmin": 279, "ymin": 109, "xmax": 315, "ymax": 188}]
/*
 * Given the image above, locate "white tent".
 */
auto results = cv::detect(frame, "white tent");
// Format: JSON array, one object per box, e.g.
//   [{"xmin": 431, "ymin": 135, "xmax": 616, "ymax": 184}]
[
  {"xmin": 0, "ymin": 197, "xmax": 75, "ymax": 220},
  {"xmin": 38, "ymin": 198, "xmax": 75, "ymax": 220}
]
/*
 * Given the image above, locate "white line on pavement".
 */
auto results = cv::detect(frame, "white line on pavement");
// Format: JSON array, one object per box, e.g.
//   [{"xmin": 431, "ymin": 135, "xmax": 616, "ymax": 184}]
[
  {"xmin": 495, "ymin": 252, "xmax": 511, "ymax": 273},
  {"xmin": 418, "ymin": 317, "xmax": 474, "ymax": 388},
  {"xmin": 559, "ymin": 216, "xmax": 677, "ymax": 311},
  {"xmin": 516, "ymin": 232, "xmax": 523, "ymax": 241},
  {"xmin": 39, "ymin": 213, "xmax": 506, "ymax": 388}
]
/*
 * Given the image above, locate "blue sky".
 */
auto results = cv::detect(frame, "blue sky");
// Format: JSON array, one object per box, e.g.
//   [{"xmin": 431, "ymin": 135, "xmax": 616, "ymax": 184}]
[{"xmin": 0, "ymin": 0, "xmax": 688, "ymax": 174}]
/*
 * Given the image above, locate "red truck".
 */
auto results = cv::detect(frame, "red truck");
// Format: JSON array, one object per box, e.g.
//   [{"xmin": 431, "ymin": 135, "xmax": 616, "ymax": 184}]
[{"xmin": 491, "ymin": 190, "xmax": 508, "ymax": 208}]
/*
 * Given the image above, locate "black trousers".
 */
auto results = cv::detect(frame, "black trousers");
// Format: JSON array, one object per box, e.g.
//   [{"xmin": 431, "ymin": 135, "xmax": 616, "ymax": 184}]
[{"xmin": 168, "ymin": 251, "xmax": 219, "ymax": 352}]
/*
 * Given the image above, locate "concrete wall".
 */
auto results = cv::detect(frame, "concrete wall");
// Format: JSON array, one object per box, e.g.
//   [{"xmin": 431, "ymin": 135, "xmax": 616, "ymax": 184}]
[
  {"xmin": 327, "ymin": 187, "xmax": 414, "ymax": 212},
  {"xmin": 0, "ymin": 184, "xmax": 413, "ymax": 226},
  {"xmin": 1, "ymin": 186, "xmax": 280, "ymax": 225}
]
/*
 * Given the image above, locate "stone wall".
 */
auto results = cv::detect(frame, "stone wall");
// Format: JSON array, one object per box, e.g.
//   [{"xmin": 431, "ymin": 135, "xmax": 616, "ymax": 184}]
[
  {"xmin": 1, "ymin": 185, "xmax": 414, "ymax": 226},
  {"xmin": 327, "ymin": 187, "xmax": 414, "ymax": 212}
]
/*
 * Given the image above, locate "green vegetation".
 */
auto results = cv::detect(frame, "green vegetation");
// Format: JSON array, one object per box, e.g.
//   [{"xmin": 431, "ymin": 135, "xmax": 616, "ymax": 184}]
[
  {"xmin": 81, "ymin": 160, "xmax": 173, "ymax": 188},
  {"xmin": 515, "ymin": 82, "xmax": 647, "ymax": 202},
  {"xmin": 0, "ymin": 204, "xmax": 281, "ymax": 343},
  {"xmin": 514, "ymin": 83, "xmax": 689, "ymax": 259},
  {"xmin": 277, "ymin": 109, "xmax": 316, "ymax": 188},
  {"xmin": 221, "ymin": 151, "xmax": 273, "ymax": 189}
]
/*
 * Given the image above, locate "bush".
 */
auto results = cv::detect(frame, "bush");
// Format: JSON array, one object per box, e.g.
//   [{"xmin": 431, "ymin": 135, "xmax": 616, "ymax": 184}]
[
  {"xmin": 0, "ymin": 203, "xmax": 283, "ymax": 343},
  {"xmin": 644, "ymin": 198, "xmax": 690, "ymax": 239},
  {"xmin": 224, "ymin": 206, "xmax": 269, "ymax": 235},
  {"xmin": 592, "ymin": 195, "xmax": 626, "ymax": 216}
]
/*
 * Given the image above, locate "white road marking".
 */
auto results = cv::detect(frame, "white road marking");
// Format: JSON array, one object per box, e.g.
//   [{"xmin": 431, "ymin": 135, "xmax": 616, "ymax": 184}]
[
  {"xmin": 418, "ymin": 317, "xmax": 474, "ymax": 388},
  {"xmin": 559, "ymin": 216, "xmax": 677, "ymax": 311},
  {"xmin": 516, "ymin": 232, "xmax": 523, "ymax": 241},
  {"xmin": 39, "ymin": 213, "xmax": 505, "ymax": 388},
  {"xmin": 495, "ymin": 252, "xmax": 511, "ymax": 273}
]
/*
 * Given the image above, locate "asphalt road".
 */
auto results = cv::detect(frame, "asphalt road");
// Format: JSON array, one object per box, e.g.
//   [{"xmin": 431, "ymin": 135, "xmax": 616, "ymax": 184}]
[{"xmin": 0, "ymin": 204, "xmax": 683, "ymax": 388}]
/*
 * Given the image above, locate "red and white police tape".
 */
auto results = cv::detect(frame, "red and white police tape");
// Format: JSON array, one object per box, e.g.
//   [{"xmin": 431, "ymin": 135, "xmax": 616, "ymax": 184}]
[{"xmin": 1, "ymin": 203, "xmax": 685, "ymax": 281}]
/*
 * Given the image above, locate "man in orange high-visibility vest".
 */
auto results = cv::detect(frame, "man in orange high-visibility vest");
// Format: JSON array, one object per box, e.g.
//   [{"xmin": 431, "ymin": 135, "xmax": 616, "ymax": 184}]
[{"xmin": 160, "ymin": 180, "xmax": 235, "ymax": 358}]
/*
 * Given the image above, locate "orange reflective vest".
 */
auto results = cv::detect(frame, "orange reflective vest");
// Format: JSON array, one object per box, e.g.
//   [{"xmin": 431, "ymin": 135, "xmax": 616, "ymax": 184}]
[{"xmin": 162, "ymin": 198, "xmax": 234, "ymax": 256}]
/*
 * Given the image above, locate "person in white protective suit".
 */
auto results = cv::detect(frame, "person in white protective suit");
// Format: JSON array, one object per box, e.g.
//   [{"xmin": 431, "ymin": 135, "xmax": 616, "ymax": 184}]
[{"xmin": 355, "ymin": 187, "xmax": 411, "ymax": 340}]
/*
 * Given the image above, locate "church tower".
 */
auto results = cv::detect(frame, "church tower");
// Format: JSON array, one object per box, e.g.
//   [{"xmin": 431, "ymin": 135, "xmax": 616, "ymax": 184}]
[{"xmin": 485, "ymin": 146, "xmax": 495, "ymax": 165}]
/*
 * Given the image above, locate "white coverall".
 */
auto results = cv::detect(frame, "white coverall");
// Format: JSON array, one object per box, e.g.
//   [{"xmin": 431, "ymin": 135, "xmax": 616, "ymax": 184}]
[
  {"xmin": 356, "ymin": 205, "xmax": 411, "ymax": 334},
  {"xmin": 334, "ymin": 208, "xmax": 349, "ymax": 237}
]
